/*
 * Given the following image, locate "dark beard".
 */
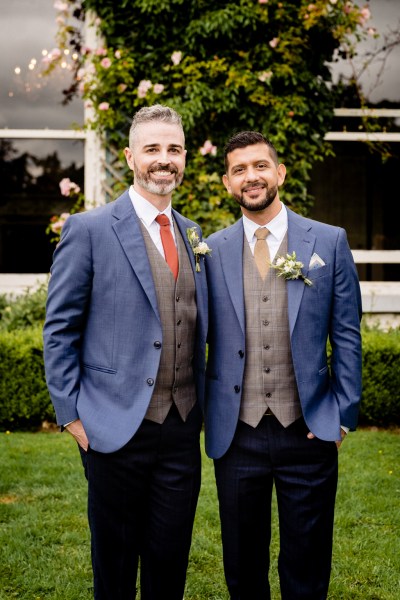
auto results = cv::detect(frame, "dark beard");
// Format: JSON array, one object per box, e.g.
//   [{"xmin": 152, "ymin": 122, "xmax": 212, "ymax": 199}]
[{"xmin": 233, "ymin": 183, "xmax": 278, "ymax": 212}]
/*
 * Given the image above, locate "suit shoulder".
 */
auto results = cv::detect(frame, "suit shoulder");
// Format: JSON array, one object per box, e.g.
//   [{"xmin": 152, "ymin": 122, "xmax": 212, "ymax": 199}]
[
  {"xmin": 288, "ymin": 209, "xmax": 343, "ymax": 238},
  {"xmin": 206, "ymin": 221, "xmax": 241, "ymax": 247}
]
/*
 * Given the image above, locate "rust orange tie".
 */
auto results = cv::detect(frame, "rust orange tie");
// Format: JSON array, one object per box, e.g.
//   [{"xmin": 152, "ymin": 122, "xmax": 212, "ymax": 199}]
[{"xmin": 155, "ymin": 214, "xmax": 179, "ymax": 280}]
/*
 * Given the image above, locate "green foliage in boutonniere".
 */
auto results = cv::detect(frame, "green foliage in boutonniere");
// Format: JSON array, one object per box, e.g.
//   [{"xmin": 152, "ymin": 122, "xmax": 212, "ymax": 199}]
[
  {"xmin": 186, "ymin": 227, "xmax": 212, "ymax": 272},
  {"xmin": 271, "ymin": 251, "xmax": 312, "ymax": 286}
]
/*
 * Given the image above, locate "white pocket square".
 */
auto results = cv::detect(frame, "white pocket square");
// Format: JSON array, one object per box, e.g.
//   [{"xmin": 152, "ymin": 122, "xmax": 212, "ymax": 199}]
[{"xmin": 309, "ymin": 253, "xmax": 326, "ymax": 270}]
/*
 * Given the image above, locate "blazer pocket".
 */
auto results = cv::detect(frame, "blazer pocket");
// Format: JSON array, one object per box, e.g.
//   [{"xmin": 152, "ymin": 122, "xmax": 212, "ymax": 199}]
[
  {"xmin": 82, "ymin": 363, "xmax": 117, "ymax": 374},
  {"xmin": 308, "ymin": 264, "xmax": 331, "ymax": 280}
]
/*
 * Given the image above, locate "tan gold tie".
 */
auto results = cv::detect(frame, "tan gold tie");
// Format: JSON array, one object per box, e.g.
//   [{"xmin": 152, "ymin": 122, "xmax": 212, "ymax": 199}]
[{"xmin": 254, "ymin": 227, "xmax": 270, "ymax": 279}]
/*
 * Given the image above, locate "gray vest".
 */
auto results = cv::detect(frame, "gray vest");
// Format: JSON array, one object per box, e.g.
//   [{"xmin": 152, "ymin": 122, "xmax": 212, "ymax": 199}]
[
  {"xmin": 240, "ymin": 232, "xmax": 302, "ymax": 428},
  {"xmin": 141, "ymin": 222, "xmax": 197, "ymax": 423}
]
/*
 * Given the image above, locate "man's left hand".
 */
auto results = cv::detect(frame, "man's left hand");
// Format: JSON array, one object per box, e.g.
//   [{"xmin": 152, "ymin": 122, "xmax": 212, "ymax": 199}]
[{"xmin": 307, "ymin": 428, "xmax": 347, "ymax": 449}]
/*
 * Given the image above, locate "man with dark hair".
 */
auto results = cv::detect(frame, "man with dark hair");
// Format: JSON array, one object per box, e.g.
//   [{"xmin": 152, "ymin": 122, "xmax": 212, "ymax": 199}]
[
  {"xmin": 204, "ymin": 131, "xmax": 362, "ymax": 599},
  {"xmin": 44, "ymin": 104, "xmax": 208, "ymax": 599}
]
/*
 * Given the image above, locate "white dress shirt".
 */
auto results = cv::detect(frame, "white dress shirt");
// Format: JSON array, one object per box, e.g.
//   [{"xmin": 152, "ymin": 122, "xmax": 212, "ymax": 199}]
[
  {"xmin": 242, "ymin": 202, "xmax": 288, "ymax": 262},
  {"xmin": 128, "ymin": 185, "xmax": 177, "ymax": 258}
]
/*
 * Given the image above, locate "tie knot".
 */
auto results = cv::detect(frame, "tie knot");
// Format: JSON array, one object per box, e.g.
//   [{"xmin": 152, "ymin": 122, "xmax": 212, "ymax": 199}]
[
  {"xmin": 156, "ymin": 214, "xmax": 170, "ymax": 227},
  {"xmin": 254, "ymin": 227, "xmax": 269, "ymax": 241}
]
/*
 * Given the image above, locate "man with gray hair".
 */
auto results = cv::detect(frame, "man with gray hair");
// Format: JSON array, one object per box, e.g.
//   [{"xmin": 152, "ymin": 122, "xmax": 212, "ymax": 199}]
[{"xmin": 44, "ymin": 104, "xmax": 208, "ymax": 599}]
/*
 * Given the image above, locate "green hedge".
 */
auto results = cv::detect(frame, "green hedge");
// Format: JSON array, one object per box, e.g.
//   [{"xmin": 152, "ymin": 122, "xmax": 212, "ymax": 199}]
[
  {"xmin": 0, "ymin": 326, "xmax": 54, "ymax": 430},
  {"xmin": 0, "ymin": 325, "xmax": 399, "ymax": 430},
  {"xmin": 360, "ymin": 327, "xmax": 400, "ymax": 427}
]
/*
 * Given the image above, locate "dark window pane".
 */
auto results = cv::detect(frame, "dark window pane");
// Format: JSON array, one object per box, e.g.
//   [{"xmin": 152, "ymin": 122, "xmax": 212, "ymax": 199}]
[{"xmin": 0, "ymin": 139, "xmax": 84, "ymax": 273}]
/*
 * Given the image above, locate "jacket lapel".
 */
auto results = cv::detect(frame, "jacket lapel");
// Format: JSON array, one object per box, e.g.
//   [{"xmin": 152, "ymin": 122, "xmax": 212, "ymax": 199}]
[
  {"xmin": 111, "ymin": 192, "xmax": 160, "ymax": 320},
  {"xmin": 286, "ymin": 208, "xmax": 316, "ymax": 335},
  {"xmin": 173, "ymin": 210, "xmax": 208, "ymax": 336},
  {"xmin": 218, "ymin": 219, "xmax": 246, "ymax": 335}
]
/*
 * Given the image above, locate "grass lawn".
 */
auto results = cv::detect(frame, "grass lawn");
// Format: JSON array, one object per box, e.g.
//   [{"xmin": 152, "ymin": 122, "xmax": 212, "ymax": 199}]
[{"xmin": 0, "ymin": 429, "xmax": 399, "ymax": 599}]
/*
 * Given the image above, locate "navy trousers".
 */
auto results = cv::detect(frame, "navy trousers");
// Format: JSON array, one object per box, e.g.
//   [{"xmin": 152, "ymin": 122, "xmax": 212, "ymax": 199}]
[
  {"xmin": 214, "ymin": 414, "xmax": 338, "ymax": 600},
  {"xmin": 80, "ymin": 403, "xmax": 202, "ymax": 600}
]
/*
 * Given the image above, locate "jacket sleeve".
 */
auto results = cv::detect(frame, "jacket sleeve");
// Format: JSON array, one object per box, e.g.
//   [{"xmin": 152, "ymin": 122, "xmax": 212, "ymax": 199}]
[
  {"xmin": 43, "ymin": 215, "xmax": 93, "ymax": 425},
  {"xmin": 329, "ymin": 227, "xmax": 362, "ymax": 430}
]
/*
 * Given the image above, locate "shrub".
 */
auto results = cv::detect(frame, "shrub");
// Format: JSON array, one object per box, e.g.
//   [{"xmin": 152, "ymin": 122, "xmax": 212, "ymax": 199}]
[
  {"xmin": 359, "ymin": 327, "xmax": 400, "ymax": 427},
  {"xmin": 0, "ymin": 326, "xmax": 53, "ymax": 431},
  {"xmin": 0, "ymin": 282, "xmax": 47, "ymax": 332}
]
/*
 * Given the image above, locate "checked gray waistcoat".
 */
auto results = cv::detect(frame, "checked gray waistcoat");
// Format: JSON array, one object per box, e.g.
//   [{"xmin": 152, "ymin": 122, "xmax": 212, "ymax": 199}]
[
  {"xmin": 240, "ymin": 232, "xmax": 302, "ymax": 428},
  {"xmin": 141, "ymin": 222, "xmax": 197, "ymax": 423}
]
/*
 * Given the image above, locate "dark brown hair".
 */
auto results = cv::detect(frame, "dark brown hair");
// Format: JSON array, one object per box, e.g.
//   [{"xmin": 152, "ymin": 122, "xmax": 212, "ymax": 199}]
[{"xmin": 224, "ymin": 131, "xmax": 279, "ymax": 171}]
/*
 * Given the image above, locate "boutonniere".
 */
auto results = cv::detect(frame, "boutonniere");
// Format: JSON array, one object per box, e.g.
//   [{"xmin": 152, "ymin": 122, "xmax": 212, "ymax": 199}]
[
  {"xmin": 186, "ymin": 227, "xmax": 212, "ymax": 272},
  {"xmin": 271, "ymin": 251, "xmax": 312, "ymax": 286}
]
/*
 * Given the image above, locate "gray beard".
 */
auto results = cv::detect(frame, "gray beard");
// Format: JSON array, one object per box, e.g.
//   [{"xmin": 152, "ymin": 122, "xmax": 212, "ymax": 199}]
[{"xmin": 134, "ymin": 164, "xmax": 184, "ymax": 196}]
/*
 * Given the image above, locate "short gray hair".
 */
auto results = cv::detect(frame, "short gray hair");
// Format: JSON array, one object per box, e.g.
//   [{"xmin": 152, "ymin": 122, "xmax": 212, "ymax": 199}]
[{"xmin": 128, "ymin": 104, "xmax": 184, "ymax": 148}]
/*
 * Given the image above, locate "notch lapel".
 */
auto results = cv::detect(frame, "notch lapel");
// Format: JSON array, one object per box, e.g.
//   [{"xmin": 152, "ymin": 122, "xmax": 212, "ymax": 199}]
[
  {"xmin": 218, "ymin": 219, "xmax": 246, "ymax": 335},
  {"xmin": 111, "ymin": 192, "xmax": 160, "ymax": 320}
]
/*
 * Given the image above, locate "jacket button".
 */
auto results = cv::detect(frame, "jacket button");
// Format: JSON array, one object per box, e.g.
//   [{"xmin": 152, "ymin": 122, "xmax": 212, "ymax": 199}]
[
  {"xmin": 147, "ymin": 378, "xmax": 154, "ymax": 386},
  {"xmin": 263, "ymin": 320, "xmax": 269, "ymax": 326},
  {"xmin": 154, "ymin": 341, "xmax": 161, "ymax": 349},
  {"xmin": 176, "ymin": 296, "xmax": 180, "ymax": 302},
  {"xmin": 177, "ymin": 319, "xmax": 182, "ymax": 325},
  {"xmin": 266, "ymin": 392, "xmax": 271, "ymax": 398},
  {"xmin": 238, "ymin": 350, "xmax": 244, "ymax": 358},
  {"xmin": 234, "ymin": 385, "xmax": 241, "ymax": 393},
  {"xmin": 264, "ymin": 367, "xmax": 270, "ymax": 373}
]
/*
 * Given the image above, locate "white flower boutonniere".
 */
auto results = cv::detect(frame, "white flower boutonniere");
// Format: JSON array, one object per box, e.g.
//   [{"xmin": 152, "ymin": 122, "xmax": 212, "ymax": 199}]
[
  {"xmin": 271, "ymin": 251, "xmax": 312, "ymax": 286},
  {"xmin": 186, "ymin": 227, "xmax": 212, "ymax": 272}
]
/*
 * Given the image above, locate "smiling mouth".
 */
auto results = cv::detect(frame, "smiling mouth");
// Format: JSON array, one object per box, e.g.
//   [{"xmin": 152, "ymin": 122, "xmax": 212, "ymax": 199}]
[
  {"xmin": 243, "ymin": 183, "xmax": 266, "ymax": 193},
  {"xmin": 150, "ymin": 166, "xmax": 177, "ymax": 177}
]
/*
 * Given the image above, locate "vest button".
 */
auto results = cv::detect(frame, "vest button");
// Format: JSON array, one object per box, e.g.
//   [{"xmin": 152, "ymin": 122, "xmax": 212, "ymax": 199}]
[
  {"xmin": 265, "ymin": 392, "xmax": 271, "ymax": 398},
  {"xmin": 176, "ymin": 296, "xmax": 180, "ymax": 302},
  {"xmin": 264, "ymin": 345, "xmax": 270, "ymax": 350},
  {"xmin": 262, "ymin": 296, "xmax": 269, "ymax": 302},
  {"xmin": 234, "ymin": 385, "xmax": 241, "ymax": 393},
  {"xmin": 263, "ymin": 320, "xmax": 269, "ymax": 326},
  {"xmin": 177, "ymin": 319, "xmax": 182, "ymax": 325},
  {"xmin": 154, "ymin": 341, "xmax": 162, "ymax": 349},
  {"xmin": 264, "ymin": 367, "xmax": 270, "ymax": 373},
  {"xmin": 238, "ymin": 350, "xmax": 244, "ymax": 358},
  {"xmin": 177, "ymin": 342, "xmax": 182, "ymax": 348},
  {"xmin": 147, "ymin": 378, "xmax": 154, "ymax": 386}
]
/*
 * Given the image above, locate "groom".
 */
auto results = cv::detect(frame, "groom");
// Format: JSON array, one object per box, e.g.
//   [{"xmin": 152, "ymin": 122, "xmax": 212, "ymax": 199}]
[{"xmin": 204, "ymin": 131, "xmax": 362, "ymax": 599}]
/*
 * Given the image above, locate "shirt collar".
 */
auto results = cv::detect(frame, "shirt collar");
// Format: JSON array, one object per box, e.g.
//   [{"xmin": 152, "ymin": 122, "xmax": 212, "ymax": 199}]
[
  {"xmin": 128, "ymin": 185, "xmax": 173, "ymax": 227},
  {"xmin": 242, "ymin": 202, "xmax": 288, "ymax": 244}
]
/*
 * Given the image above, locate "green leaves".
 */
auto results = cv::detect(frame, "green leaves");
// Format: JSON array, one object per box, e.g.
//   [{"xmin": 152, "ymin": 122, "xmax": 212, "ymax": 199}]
[{"xmin": 58, "ymin": 0, "xmax": 373, "ymax": 227}]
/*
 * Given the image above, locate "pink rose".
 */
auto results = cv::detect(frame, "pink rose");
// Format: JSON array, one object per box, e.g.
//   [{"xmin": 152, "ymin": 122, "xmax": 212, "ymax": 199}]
[
  {"xmin": 269, "ymin": 37, "xmax": 279, "ymax": 48},
  {"xmin": 137, "ymin": 80, "xmax": 152, "ymax": 98},
  {"xmin": 114, "ymin": 50, "xmax": 122, "ymax": 59},
  {"xmin": 258, "ymin": 70, "xmax": 273, "ymax": 82},
  {"xmin": 59, "ymin": 179, "xmax": 80, "ymax": 197},
  {"xmin": 100, "ymin": 57, "xmax": 112, "ymax": 68},
  {"xmin": 153, "ymin": 83, "xmax": 165, "ymax": 94},
  {"xmin": 98, "ymin": 102, "xmax": 110, "ymax": 111},
  {"xmin": 51, "ymin": 212, "xmax": 70, "ymax": 234},
  {"xmin": 199, "ymin": 140, "xmax": 217, "ymax": 156},
  {"xmin": 96, "ymin": 47, "xmax": 108, "ymax": 56},
  {"xmin": 171, "ymin": 51, "xmax": 182, "ymax": 65}
]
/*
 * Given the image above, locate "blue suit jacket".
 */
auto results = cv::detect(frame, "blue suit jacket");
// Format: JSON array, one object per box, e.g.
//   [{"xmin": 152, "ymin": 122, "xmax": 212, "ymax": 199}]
[
  {"xmin": 204, "ymin": 207, "xmax": 362, "ymax": 459},
  {"xmin": 43, "ymin": 191, "xmax": 208, "ymax": 453}
]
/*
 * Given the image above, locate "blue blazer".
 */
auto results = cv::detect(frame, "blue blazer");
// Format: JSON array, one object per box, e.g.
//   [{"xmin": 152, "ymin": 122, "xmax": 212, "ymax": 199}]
[
  {"xmin": 204, "ymin": 207, "xmax": 362, "ymax": 459},
  {"xmin": 43, "ymin": 191, "xmax": 208, "ymax": 453}
]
